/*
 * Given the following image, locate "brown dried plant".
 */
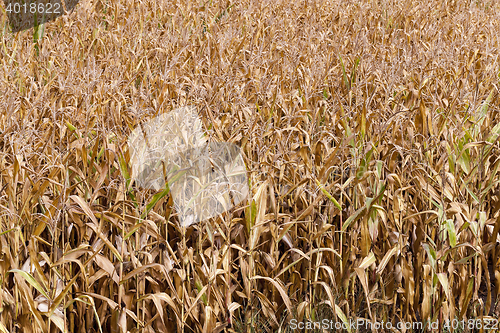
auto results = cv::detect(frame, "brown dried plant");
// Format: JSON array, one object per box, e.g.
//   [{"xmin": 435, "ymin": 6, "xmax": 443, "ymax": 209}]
[{"xmin": 1, "ymin": 0, "xmax": 500, "ymax": 332}]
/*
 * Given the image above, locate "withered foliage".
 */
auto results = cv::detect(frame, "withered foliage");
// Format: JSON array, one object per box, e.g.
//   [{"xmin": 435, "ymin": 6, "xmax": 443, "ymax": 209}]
[{"xmin": 1, "ymin": 0, "xmax": 500, "ymax": 332}]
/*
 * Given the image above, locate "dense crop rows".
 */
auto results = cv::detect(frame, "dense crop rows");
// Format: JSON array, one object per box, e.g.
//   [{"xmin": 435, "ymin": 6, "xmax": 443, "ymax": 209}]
[{"xmin": 1, "ymin": 0, "xmax": 500, "ymax": 331}]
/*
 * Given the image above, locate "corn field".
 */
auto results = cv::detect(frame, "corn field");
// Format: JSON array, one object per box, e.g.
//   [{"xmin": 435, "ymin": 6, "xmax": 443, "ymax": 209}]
[{"xmin": 1, "ymin": 0, "xmax": 500, "ymax": 332}]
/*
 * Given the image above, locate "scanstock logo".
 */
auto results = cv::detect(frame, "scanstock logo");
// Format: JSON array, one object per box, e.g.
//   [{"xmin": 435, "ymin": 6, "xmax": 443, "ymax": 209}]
[
  {"xmin": 3, "ymin": 0, "xmax": 80, "ymax": 33},
  {"xmin": 127, "ymin": 106, "xmax": 249, "ymax": 227}
]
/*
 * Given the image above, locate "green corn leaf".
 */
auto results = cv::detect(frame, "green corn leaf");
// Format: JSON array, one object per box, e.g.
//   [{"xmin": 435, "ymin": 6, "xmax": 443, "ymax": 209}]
[
  {"xmin": 471, "ymin": 90, "xmax": 494, "ymax": 139},
  {"xmin": 445, "ymin": 219, "xmax": 457, "ymax": 248},
  {"xmin": 335, "ymin": 305, "xmax": 352, "ymax": 333},
  {"xmin": 141, "ymin": 186, "xmax": 171, "ymax": 220},
  {"xmin": 9, "ymin": 269, "xmax": 50, "ymax": 299},
  {"xmin": 422, "ymin": 243, "xmax": 437, "ymax": 270},
  {"xmin": 316, "ymin": 179, "xmax": 342, "ymax": 210},
  {"xmin": 339, "ymin": 55, "xmax": 350, "ymax": 91}
]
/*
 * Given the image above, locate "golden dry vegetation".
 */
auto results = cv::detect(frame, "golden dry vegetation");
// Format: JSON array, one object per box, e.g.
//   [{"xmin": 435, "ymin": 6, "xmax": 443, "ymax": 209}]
[{"xmin": 1, "ymin": 0, "xmax": 500, "ymax": 332}]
